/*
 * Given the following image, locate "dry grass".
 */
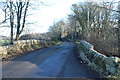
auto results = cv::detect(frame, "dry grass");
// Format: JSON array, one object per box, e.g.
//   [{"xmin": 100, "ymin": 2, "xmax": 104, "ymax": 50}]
[{"xmin": 0, "ymin": 40, "xmax": 62, "ymax": 61}]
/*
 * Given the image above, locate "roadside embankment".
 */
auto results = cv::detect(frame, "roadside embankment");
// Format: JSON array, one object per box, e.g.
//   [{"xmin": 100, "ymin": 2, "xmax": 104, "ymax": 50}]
[
  {"xmin": 76, "ymin": 40, "xmax": 120, "ymax": 78},
  {"xmin": 0, "ymin": 40, "xmax": 62, "ymax": 61}
]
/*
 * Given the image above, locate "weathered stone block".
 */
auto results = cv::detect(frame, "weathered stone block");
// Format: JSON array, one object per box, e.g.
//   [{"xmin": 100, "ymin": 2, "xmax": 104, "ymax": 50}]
[
  {"xmin": 105, "ymin": 57, "xmax": 116, "ymax": 67},
  {"xmin": 0, "ymin": 47, "xmax": 7, "ymax": 55},
  {"xmin": 79, "ymin": 51, "xmax": 90, "ymax": 64},
  {"xmin": 80, "ymin": 40, "xmax": 93, "ymax": 50},
  {"xmin": 106, "ymin": 64, "xmax": 116, "ymax": 75},
  {"xmin": 113, "ymin": 57, "xmax": 120, "ymax": 63}
]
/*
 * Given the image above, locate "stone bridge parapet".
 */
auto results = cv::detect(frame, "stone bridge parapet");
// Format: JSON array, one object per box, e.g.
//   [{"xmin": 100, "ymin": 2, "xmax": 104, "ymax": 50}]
[{"xmin": 76, "ymin": 40, "xmax": 120, "ymax": 77}]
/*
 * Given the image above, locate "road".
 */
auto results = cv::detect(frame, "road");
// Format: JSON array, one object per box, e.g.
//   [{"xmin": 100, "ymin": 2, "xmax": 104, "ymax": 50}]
[{"xmin": 2, "ymin": 42, "xmax": 100, "ymax": 78}]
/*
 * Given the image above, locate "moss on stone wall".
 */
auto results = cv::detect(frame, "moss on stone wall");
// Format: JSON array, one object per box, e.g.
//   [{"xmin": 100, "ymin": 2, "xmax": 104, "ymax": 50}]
[{"xmin": 76, "ymin": 40, "xmax": 120, "ymax": 78}]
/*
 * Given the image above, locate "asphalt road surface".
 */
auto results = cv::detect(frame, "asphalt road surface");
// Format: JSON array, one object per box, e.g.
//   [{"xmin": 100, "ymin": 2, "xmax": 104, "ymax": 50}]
[{"xmin": 2, "ymin": 42, "xmax": 100, "ymax": 78}]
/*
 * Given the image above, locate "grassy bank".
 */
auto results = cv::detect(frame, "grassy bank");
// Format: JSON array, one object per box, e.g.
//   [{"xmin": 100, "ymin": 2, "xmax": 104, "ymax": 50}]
[{"xmin": 1, "ymin": 40, "xmax": 63, "ymax": 61}]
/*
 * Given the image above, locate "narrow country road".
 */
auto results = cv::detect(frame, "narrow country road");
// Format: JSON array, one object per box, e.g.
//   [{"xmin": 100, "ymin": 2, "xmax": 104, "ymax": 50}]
[{"xmin": 2, "ymin": 42, "xmax": 100, "ymax": 78}]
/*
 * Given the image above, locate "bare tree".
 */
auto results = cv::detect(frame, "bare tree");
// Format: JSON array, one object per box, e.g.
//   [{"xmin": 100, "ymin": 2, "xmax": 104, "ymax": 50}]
[
  {"xmin": 0, "ymin": 0, "xmax": 45, "ymax": 41},
  {"xmin": 0, "ymin": 0, "xmax": 14, "ymax": 44},
  {"xmin": 49, "ymin": 20, "xmax": 65, "ymax": 41},
  {"xmin": 13, "ymin": 0, "xmax": 30, "ymax": 40},
  {"xmin": 71, "ymin": 3, "xmax": 98, "ymax": 39},
  {"xmin": 9, "ymin": 1, "xmax": 14, "ymax": 44}
]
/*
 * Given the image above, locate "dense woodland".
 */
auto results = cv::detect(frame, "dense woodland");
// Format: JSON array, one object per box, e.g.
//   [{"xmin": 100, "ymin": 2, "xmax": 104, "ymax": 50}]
[{"xmin": 0, "ymin": 1, "xmax": 120, "ymax": 57}]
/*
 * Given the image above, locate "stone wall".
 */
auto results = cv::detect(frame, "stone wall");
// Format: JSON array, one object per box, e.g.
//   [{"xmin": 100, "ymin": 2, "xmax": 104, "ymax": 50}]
[
  {"xmin": 1, "ymin": 40, "xmax": 62, "ymax": 61},
  {"xmin": 76, "ymin": 40, "xmax": 120, "ymax": 77}
]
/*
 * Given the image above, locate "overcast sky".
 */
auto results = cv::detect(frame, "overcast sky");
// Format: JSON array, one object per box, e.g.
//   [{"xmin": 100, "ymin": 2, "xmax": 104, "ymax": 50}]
[{"xmin": 0, "ymin": 0, "xmax": 119, "ymax": 37}]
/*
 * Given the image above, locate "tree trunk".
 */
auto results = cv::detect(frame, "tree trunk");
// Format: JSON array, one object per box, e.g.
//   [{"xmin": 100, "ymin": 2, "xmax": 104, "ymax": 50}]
[
  {"xmin": 118, "ymin": 17, "xmax": 120, "ymax": 57},
  {"xmin": 118, "ymin": 1, "xmax": 120, "ymax": 57},
  {"xmin": 15, "ymin": 0, "xmax": 29, "ymax": 40},
  {"xmin": 78, "ymin": 20, "xmax": 85, "ymax": 40},
  {"xmin": 10, "ymin": 1, "xmax": 14, "ymax": 45}
]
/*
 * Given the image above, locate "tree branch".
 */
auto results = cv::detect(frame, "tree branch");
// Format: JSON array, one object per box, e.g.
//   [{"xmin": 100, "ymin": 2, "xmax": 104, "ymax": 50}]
[{"xmin": 95, "ymin": 5, "xmax": 120, "ymax": 13}]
